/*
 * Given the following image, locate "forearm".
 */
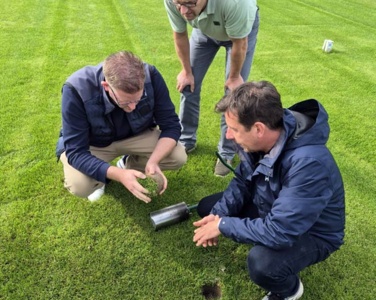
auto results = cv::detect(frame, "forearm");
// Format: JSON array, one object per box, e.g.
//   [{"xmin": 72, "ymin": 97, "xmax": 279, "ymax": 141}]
[
  {"xmin": 106, "ymin": 165, "xmax": 124, "ymax": 182},
  {"xmin": 228, "ymin": 37, "xmax": 247, "ymax": 79},
  {"xmin": 173, "ymin": 31, "xmax": 192, "ymax": 74},
  {"xmin": 147, "ymin": 137, "xmax": 177, "ymax": 166}
]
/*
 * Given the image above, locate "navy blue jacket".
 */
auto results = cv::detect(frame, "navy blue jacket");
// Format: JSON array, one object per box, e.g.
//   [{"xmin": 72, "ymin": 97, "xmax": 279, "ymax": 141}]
[
  {"xmin": 60, "ymin": 63, "xmax": 181, "ymax": 183},
  {"xmin": 214, "ymin": 100, "xmax": 345, "ymax": 250}
]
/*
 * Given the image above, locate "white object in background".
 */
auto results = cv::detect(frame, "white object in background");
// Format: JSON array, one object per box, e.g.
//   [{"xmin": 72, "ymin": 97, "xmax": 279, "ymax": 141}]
[{"xmin": 322, "ymin": 39, "xmax": 334, "ymax": 53}]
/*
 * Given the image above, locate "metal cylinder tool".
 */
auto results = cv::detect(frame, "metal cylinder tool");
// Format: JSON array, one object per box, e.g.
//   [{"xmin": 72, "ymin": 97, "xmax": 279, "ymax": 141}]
[{"xmin": 150, "ymin": 202, "xmax": 198, "ymax": 231}]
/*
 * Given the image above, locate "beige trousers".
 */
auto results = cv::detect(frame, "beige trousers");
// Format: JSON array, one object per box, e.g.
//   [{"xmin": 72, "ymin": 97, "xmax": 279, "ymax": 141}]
[{"xmin": 60, "ymin": 128, "xmax": 187, "ymax": 197}]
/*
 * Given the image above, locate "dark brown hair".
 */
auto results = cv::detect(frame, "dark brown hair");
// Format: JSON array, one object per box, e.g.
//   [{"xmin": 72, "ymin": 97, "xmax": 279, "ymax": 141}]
[{"xmin": 215, "ymin": 81, "xmax": 283, "ymax": 130}]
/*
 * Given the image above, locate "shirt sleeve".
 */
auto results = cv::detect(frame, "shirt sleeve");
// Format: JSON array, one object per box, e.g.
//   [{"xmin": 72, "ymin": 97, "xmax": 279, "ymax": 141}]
[
  {"xmin": 211, "ymin": 162, "xmax": 252, "ymax": 216},
  {"xmin": 149, "ymin": 66, "xmax": 182, "ymax": 142},
  {"xmin": 164, "ymin": 0, "xmax": 188, "ymax": 33},
  {"xmin": 61, "ymin": 85, "xmax": 110, "ymax": 182},
  {"xmin": 223, "ymin": 0, "xmax": 257, "ymax": 39},
  {"xmin": 218, "ymin": 157, "xmax": 335, "ymax": 249}
]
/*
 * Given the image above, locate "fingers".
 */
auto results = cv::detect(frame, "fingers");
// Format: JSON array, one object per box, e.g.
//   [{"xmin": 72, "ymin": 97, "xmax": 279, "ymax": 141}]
[
  {"xmin": 121, "ymin": 170, "xmax": 152, "ymax": 202},
  {"xmin": 190, "ymin": 82, "xmax": 195, "ymax": 93},
  {"xmin": 194, "ymin": 231, "xmax": 206, "ymax": 247},
  {"xmin": 135, "ymin": 192, "xmax": 152, "ymax": 203},
  {"xmin": 133, "ymin": 170, "xmax": 146, "ymax": 180},
  {"xmin": 192, "ymin": 220, "xmax": 203, "ymax": 227},
  {"xmin": 158, "ymin": 172, "xmax": 168, "ymax": 194},
  {"xmin": 128, "ymin": 181, "xmax": 152, "ymax": 203},
  {"xmin": 205, "ymin": 238, "xmax": 218, "ymax": 247},
  {"xmin": 193, "ymin": 227, "xmax": 211, "ymax": 246},
  {"xmin": 145, "ymin": 168, "xmax": 167, "ymax": 195},
  {"xmin": 193, "ymin": 214, "xmax": 215, "ymax": 227},
  {"xmin": 192, "ymin": 227, "xmax": 205, "ymax": 243},
  {"xmin": 176, "ymin": 80, "xmax": 189, "ymax": 93},
  {"xmin": 194, "ymin": 235, "xmax": 218, "ymax": 247},
  {"xmin": 176, "ymin": 72, "xmax": 194, "ymax": 93},
  {"xmin": 192, "ymin": 215, "xmax": 221, "ymax": 247},
  {"xmin": 177, "ymin": 83, "xmax": 189, "ymax": 93}
]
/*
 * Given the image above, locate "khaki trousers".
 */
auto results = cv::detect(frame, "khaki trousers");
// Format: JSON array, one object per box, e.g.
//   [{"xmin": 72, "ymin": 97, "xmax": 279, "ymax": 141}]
[{"xmin": 60, "ymin": 128, "xmax": 187, "ymax": 197}]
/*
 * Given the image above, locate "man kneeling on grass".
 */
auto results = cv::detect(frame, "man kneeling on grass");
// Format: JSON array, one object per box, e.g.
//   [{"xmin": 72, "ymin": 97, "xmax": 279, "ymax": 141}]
[
  {"xmin": 193, "ymin": 81, "xmax": 345, "ymax": 300},
  {"xmin": 56, "ymin": 51, "xmax": 187, "ymax": 202}
]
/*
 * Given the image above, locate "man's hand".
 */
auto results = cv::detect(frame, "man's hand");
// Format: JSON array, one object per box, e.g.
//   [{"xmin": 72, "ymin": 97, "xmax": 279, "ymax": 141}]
[
  {"xmin": 144, "ymin": 137, "xmax": 177, "ymax": 195},
  {"xmin": 177, "ymin": 70, "xmax": 194, "ymax": 93},
  {"xmin": 106, "ymin": 166, "xmax": 152, "ymax": 203},
  {"xmin": 145, "ymin": 163, "xmax": 167, "ymax": 195},
  {"xmin": 225, "ymin": 76, "xmax": 244, "ymax": 92},
  {"xmin": 173, "ymin": 31, "xmax": 193, "ymax": 93},
  {"xmin": 120, "ymin": 169, "xmax": 153, "ymax": 203},
  {"xmin": 193, "ymin": 214, "xmax": 221, "ymax": 247}
]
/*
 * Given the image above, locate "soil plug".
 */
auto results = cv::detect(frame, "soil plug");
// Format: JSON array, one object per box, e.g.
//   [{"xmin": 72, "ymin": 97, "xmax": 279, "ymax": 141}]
[{"xmin": 138, "ymin": 173, "xmax": 164, "ymax": 198}]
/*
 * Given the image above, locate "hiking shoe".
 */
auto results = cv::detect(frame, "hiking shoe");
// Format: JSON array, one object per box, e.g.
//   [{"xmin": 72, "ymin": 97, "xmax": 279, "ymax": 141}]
[
  {"xmin": 116, "ymin": 155, "xmax": 129, "ymax": 169},
  {"xmin": 185, "ymin": 144, "xmax": 197, "ymax": 154},
  {"xmin": 88, "ymin": 185, "xmax": 105, "ymax": 202},
  {"xmin": 262, "ymin": 279, "xmax": 304, "ymax": 300},
  {"xmin": 214, "ymin": 158, "xmax": 232, "ymax": 177}
]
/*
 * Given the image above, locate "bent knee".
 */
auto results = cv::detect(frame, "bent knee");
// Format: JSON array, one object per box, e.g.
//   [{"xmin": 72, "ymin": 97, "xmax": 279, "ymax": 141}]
[
  {"xmin": 174, "ymin": 152, "xmax": 188, "ymax": 169},
  {"xmin": 247, "ymin": 246, "xmax": 278, "ymax": 284},
  {"xmin": 169, "ymin": 144, "xmax": 188, "ymax": 169}
]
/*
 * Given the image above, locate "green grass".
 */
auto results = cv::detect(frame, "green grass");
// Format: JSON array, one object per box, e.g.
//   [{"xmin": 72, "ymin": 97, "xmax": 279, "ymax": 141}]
[{"xmin": 0, "ymin": 0, "xmax": 375, "ymax": 299}]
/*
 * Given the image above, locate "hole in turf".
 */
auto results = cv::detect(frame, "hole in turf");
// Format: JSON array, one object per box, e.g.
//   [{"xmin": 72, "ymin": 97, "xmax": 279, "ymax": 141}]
[{"xmin": 201, "ymin": 283, "xmax": 221, "ymax": 299}]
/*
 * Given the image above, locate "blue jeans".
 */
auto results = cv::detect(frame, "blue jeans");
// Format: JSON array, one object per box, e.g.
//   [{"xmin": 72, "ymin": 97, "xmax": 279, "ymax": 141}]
[
  {"xmin": 248, "ymin": 233, "xmax": 336, "ymax": 297},
  {"xmin": 179, "ymin": 11, "xmax": 259, "ymax": 160},
  {"xmin": 197, "ymin": 192, "xmax": 338, "ymax": 297}
]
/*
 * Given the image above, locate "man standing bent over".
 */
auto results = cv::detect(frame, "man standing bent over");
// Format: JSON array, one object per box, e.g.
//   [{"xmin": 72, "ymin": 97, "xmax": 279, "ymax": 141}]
[
  {"xmin": 57, "ymin": 51, "xmax": 187, "ymax": 202},
  {"xmin": 164, "ymin": 0, "xmax": 259, "ymax": 176}
]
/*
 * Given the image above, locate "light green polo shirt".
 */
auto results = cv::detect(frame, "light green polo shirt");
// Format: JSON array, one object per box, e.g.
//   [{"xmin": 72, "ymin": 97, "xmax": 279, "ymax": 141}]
[{"xmin": 164, "ymin": 0, "xmax": 257, "ymax": 41}]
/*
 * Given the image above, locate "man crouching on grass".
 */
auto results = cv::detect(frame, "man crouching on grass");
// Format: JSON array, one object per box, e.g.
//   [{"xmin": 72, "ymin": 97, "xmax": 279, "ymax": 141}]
[
  {"xmin": 57, "ymin": 51, "xmax": 187, "ymax": 202},
  {"xmin": 193, "ymin": 81, "xmax": 345, "ymax": 300}
]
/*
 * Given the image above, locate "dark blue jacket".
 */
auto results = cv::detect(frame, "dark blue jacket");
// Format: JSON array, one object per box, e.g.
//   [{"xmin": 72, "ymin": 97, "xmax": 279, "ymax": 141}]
[
  {"xmin": 214, "ymin": 99, "xmax": 345, "ymax": 250},
  {"xmin": 59, "ymin": 63, "xmax": 181, "ymax": 182}
]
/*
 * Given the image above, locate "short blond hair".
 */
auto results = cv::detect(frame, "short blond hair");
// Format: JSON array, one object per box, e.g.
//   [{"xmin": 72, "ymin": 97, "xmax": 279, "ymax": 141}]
[{"xmin": 103, "ymin": 51, "xmax": 145, "ymax": 93}]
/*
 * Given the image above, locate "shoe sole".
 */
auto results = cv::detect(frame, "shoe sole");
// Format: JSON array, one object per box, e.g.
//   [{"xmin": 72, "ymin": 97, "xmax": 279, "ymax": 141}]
[
  {"xmin": 185, "ymin": 146, "xmax": 197, "ymax": 154},
  {"xmin": 214, "ymin": 159, "xmax": 233, "ymax": 177},
  {"xmin": 214, "ymin": 173, "xmax": 230, "ymax": 177}
]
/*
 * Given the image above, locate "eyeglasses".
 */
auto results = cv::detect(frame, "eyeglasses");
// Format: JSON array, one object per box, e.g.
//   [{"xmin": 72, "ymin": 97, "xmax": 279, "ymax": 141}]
[
  {"xmin": 172, "ymin": 0, "xmax": 197, "ymax": 9},
  {"xmin": 108, "ymin": 84, "xmax": 146, "ymax": 109}
]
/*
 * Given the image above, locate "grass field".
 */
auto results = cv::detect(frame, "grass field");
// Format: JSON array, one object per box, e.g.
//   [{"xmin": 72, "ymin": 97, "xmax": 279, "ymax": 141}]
[{"xmin": 0, "ymin": 0, "xmax": 375, "ymax": 299}]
